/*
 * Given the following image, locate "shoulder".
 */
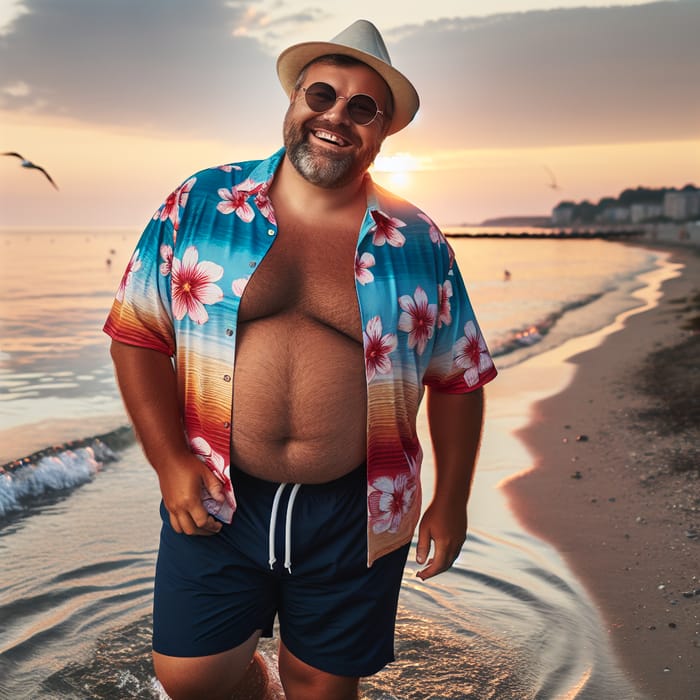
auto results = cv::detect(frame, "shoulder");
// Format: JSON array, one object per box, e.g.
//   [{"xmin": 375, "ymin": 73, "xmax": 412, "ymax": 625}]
[
  {"xmin": 370, "ymin": 180, "xmax": 442, "ymax": 238},
  {"xmin": 183, "ymin": 156, "xmax": 271, "ymax": 195}
]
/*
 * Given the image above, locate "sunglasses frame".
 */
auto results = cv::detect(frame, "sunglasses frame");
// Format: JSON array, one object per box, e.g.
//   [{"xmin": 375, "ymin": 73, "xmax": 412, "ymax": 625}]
[{"xmin": 300, "ymin": 81, "xmax": 385, "ymax": 126}]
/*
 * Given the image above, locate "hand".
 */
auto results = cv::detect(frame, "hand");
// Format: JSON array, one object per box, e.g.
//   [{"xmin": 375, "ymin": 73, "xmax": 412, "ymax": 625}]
[
  {"xmin": 158, "ymin": 454, "xmax": 225, "ymax": 536},
  {"xmin": 415, "ymin": 502, "xmax": 467, "ymax": 580}
]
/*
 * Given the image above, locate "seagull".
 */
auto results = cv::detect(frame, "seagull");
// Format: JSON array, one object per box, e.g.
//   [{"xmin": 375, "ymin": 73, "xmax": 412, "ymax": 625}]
[
  {"xmin": 2, "ymin": 152, "xmax": 59, "ymax": 190},
  {"xmin": 543, "ymin": 165, "xmax": 561, "ymax": 191}
]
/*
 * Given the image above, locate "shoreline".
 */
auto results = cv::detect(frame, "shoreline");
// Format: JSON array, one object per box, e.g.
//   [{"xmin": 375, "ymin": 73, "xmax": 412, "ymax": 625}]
[{"xmin": 503, "ymin": 244, "xmax": 700, "ymax": 699}]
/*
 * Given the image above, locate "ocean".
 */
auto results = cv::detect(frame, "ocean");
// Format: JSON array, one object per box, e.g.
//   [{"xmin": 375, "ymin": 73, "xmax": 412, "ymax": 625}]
[{"xmin": 0, "ymin": 226, "xmax": 676, "ymax": 699}]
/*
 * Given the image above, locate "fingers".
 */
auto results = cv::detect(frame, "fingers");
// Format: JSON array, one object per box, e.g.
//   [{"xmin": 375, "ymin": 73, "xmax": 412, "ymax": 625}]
[
  {"xmin": 415, "ymin": 532, "xmax": 464, "ymax": 580},
  {"xmin": 416, "ymin": 545, "xmax": 455, "ymax": 580},
  {"xmin": 167, "ymin": 499, "xmax": 223, "ymax": 536}
]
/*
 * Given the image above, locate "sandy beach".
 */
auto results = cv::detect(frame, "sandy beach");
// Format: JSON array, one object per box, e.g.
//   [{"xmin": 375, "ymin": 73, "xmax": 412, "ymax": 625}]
[{"xmin": 505, "ymin": 243, "xmax": 700, "ymax": 700}]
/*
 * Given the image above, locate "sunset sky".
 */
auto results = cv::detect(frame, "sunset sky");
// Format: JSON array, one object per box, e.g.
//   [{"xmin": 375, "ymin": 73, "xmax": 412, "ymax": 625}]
[{"xmin": 0, "ymin": 0, "xmax": 698, "ymax": 228}]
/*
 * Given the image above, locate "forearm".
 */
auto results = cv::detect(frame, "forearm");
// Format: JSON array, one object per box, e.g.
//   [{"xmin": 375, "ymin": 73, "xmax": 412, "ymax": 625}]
[
  {"xmin": 426, "ymin": 387, "xmax": 485, "ymax": 506},
  {"xmin": 110, "ymin": 339, "xmax": 190, "ymax": 473}
]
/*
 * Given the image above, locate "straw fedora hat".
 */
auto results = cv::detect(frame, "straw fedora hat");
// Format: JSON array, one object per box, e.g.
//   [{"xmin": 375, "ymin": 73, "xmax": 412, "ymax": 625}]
[{"xmin": 276, "ymin": 19, "xmax": 419, "ymax": 135}]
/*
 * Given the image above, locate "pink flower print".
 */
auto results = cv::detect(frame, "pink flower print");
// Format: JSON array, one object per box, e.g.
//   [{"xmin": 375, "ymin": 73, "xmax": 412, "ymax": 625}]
[
  {"xmin": 370, "ymin": 209, "xmax": 406, "ymax": 248},
  {"xmin": 438, "ymin": 279, "xmax": 453, "ymax": 328},
  {"xmin": 254, "ymin": 181, "xmax": 276, "ymax": 224},
  {"xmin": 190, "ymin": 436, "xmax": 236, "ymax": 517},
  {"xmin": 154, "ymin": 177, "xmax": 196, "ymax": 235},
  {"xmin": 355, "ymin": 252, "xmax": 376, "ymax": 285},
  {"xmin": 398, "ymin": 286, "xmax": 437, "ymax": 356},
  {"xmin": 418, "ymin": 212, "xmax": 446, "ymax": 245},
  {"xmin": 216, "ymin": 178, "xmax": 259, "ymax": 222},
  {"xmin": 217, "ymin": 164, "xmax": 242, "ymax": 172},
  {"xmin": 453, "ymin": 320, "xmax": 494, "ymax": 387},
  {"xmin": 190, "ymin": 436, "xmax": 226, "ymax": 473},
  {"xmin": 368, "ymin": 473, "xmax": 417, "ymax": 534},
  {"xmin": 116, "ymin": 249, "xmax": 142, "ymax": 302},
  {"xmin": 363, "ymin": 316, "xmax": 397, "ymax": 382},
  {"xmin": 159, "ymin": 244, "xmax": 173, "ymax": 276},
  {"xmin": 231, "ymin": 276, "xmax": 249, "ymax": 297},
  {"xmin": 171, "ymin": 246, "xmax": 224, "ymax": 324}
]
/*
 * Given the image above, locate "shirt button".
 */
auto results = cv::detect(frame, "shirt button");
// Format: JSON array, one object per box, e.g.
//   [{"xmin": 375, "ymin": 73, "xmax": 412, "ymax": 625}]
[
  {"xmin": 223, "ymin": 421, "xmax": 231, "ymax": 428},
  {"xmin": 225, "ymin": 328, "xmax": 233, "ymax": 336},
  {"xmin": 267, "ymin": 229, "xmax": 275, "ymax": 236},
  {"xmin": 223, "ymin": 374, "xmax": 231, "ymax": 382},
  {"xmin": 249, "ymin": 261, "xmax": 256, "ymax": 268}
]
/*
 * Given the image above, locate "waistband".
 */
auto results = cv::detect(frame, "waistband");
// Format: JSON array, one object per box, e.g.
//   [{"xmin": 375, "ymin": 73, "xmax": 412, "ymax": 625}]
[
  {"xmin": 230, "ymin": 462, "xmax": 367, "ymax": 494},
  {"xmin": 230, "ymin": 463, "xmax": 366, "ymax": 575}
]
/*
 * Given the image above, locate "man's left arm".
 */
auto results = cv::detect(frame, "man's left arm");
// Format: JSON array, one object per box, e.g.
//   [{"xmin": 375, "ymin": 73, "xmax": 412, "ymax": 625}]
[{"xmin": 416, "ymin": 387, "xmax": 485, "ymax": 580}]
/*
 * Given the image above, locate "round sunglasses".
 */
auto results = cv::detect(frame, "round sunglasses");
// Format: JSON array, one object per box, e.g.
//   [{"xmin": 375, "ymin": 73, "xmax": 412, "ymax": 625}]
[{"xmin": 301, "ymin": 82, "xmax": 385, "ymax": 126}]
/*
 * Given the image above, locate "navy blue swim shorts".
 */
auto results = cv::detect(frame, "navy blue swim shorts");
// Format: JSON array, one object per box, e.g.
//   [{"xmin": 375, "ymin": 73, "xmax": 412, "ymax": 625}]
[{"xmin": 153, "ymin": 463, "xmax": 410, "ymax": 677}]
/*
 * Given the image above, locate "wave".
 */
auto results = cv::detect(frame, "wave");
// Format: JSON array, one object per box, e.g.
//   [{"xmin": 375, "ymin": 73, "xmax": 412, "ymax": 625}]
[
  {"xmin": 490, "ymin": 291, "xmax": 605, "ymax": 357},
  {"xmin": 0, "ymin": 426, "xmax": 134, "ymax": 519}
]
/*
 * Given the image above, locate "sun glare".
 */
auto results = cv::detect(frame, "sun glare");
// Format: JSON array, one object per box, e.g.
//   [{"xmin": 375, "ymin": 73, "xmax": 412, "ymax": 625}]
[{"xmin": 372, "ymin": 152, "xmax": 420, "ymax": 190}]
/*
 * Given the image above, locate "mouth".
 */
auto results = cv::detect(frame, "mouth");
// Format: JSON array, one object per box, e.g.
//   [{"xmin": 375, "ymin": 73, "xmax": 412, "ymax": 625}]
[{"xmin": 309, "ymin": 126, "xmax": 353, "ymax": 148}]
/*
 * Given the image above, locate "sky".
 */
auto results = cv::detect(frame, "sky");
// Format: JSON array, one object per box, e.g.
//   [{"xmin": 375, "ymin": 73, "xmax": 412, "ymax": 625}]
[{"xmin": 0, "ymin": 0, "xmax": 698, "ymax": 227}]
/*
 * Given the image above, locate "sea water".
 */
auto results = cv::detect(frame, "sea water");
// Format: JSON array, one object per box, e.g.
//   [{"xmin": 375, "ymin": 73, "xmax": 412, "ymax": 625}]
[{"xmin": 0, "ymin": 226, "xmax": 664, "ymax": 698}]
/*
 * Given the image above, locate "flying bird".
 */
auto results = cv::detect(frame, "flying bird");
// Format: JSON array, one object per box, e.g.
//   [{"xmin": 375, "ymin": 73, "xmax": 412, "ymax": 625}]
[
  {"xmin": 2, "ymin": 152, "xmax": 59, "ymax": 190},
  {"xmin": 542, "ymin": 165, "xmax": 561, "ymax": 191}
]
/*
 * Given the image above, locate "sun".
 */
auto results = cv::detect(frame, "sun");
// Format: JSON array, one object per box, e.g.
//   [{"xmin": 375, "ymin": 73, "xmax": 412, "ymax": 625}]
[{"xmin": 372, "ymin": 152, "xmax": 420, "ymax": 190}]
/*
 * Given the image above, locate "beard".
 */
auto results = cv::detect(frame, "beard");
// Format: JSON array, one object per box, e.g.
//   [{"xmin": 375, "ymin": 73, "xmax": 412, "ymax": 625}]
[{"xmin": 283, "ymin": 112, "xmax": 380, "ymax": 189}]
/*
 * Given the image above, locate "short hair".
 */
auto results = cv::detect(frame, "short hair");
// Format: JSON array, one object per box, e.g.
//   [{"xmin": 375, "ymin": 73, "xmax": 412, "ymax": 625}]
[{"xmin": 294, "ymin": 54, "xmax": 395, "ymax": 122}]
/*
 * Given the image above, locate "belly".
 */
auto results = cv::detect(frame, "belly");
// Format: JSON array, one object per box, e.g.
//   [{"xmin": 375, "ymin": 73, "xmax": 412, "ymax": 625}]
[{"xmin": 231, "ymin": 313, "xmax": 368, "ymax": 483}]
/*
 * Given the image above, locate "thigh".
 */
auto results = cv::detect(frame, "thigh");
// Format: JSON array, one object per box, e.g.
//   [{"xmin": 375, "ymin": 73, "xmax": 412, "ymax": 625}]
[
  {"xmin": 278, "ymin": 641, "xmax": 360, "ymax": 700},
  {"xmin": 153, "ymin": 632, "xmax": 262, "ymax": 700},
  {"xmin": 153, "ymin": 501, "xmax": 277, "ymax": 658}
]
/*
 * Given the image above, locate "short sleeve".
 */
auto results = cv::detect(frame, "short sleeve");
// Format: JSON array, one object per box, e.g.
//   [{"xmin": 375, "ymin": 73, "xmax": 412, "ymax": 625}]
[
  {"xmin": 423, "ymin": 242, "xmax": 497, "ymax": 393},
  {"xmin": 103, "ymin": 214, "xmax": 176, "ymax": 356}
]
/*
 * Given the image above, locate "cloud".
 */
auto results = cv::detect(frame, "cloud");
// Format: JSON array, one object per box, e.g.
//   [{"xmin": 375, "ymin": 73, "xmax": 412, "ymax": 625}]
[
  {"xmin": 0, "ymin": 0, "xmax": 287, "ymax": 145},
  {"xmin": 0, "ymin": 0, "xmax": 697, "ymax": 150},
  {"xmin": 390, "ymin": 1, "xmax": 699, "ymax": 147}
]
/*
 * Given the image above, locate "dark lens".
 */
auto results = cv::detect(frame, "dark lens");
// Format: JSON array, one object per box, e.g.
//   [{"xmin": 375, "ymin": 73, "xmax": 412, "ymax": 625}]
[
  {"xmin": 347, "ymin": 94, "xmax": 378, "ymax": 125},
  {"xmin": 304, "ymin": 82, "xmax": 336, "ymax": 112}
]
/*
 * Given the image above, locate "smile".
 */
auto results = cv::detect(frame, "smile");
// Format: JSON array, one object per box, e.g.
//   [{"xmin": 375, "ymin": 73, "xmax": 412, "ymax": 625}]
[{"xmin": 312, "ymin": 129, "xmax": 351, "ymax": 147}]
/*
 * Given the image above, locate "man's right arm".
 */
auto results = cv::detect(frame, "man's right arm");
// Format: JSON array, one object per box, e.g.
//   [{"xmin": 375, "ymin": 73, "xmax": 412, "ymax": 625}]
[{"xmin": 110, "ymin": 340, "xmax": 224, "ymax": 535}]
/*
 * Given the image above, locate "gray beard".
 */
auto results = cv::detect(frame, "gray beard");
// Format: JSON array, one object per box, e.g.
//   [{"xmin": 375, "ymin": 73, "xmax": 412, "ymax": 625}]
[{"xmin": 287, "ymin": 140, "xmax": 355, "ymax": 189}]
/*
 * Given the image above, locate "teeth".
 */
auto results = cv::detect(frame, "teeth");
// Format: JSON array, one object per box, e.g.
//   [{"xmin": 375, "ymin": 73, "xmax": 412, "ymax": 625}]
[{"xmin": 314, "ymin": 130, "xmax": 346, "ymax": 146}]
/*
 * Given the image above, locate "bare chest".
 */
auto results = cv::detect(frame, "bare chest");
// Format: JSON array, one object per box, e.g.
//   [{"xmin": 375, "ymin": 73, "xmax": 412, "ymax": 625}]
[{"xmin": 237, "ymin": 223, "xmax": 361, "ymax": 340}]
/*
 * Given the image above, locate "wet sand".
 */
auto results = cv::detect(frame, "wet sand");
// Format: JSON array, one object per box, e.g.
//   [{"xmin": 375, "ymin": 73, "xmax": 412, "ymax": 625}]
[{"xmin": 505, "ymin": 244, "xmax": 700, "ymax": 700}]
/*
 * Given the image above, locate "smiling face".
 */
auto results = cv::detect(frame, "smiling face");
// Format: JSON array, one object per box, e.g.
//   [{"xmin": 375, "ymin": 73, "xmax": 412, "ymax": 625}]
[{"xmin": 282, "ymin": 58, "xmax": 393, "ymax": 189}]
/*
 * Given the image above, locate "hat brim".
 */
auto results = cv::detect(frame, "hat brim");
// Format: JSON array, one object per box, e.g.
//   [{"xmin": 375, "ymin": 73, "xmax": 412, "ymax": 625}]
[{"xmin": 276, "ymin": 41, "xmax": 419, "ymax": 136}]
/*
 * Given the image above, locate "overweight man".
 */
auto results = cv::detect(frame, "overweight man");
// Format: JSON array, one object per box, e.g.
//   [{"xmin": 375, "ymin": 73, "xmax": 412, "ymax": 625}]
[{"xmin": 105, "ymin": 19, "xmax": 496, "ymax": 700}]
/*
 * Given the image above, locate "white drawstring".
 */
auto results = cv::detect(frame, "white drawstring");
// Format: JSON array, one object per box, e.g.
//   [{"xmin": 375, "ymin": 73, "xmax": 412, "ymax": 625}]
[
  {"xmin": 284, "ymin": 484, "xmax": 302, "ymax": 574},
  {"xmin": 268, "ymin": 483, "xmax": 286, "ymax": 569},
  {"xmin": 268, "ymin": 482, "xmax": 302, "ymax": 573}
]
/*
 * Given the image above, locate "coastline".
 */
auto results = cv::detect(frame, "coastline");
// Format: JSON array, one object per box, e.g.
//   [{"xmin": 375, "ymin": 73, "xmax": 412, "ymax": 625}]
[{"xmin": 503, "ymin": 244, "xmax": 700, "ymax": 699}]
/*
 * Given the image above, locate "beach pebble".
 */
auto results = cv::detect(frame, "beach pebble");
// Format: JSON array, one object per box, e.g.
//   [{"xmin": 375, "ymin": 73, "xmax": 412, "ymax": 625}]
[
  {"xmin": 685, "ymin": 529, "xmax": 698, "ymax": 539},
  {"xmin": 571, "ymin": 471, "xmax": 582, "ymax": 479},
  {"xmin": 576, "ymin": 434, "xmax": 589, "ymax": 442}
]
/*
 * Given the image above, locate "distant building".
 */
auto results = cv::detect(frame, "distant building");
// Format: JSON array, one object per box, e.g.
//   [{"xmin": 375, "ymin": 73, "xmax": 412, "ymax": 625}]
[
  {"xmin": 598, "ymin": 206, "xmax": 630, "ymax": 224},
  {"xmin": 551, "ymin": 203, "xmax": 575, "ymax": 226},
  {"xmin": 630, "ymin": 202, "xmax": 663, "ymax": 223},
  {"xmin": 664, "ymin": 189, "xmax": 700, "ymax": 221}
]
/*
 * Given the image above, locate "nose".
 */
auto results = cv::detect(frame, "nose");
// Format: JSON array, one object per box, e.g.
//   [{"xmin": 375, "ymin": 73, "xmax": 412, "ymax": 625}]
[{"xmin": 322, "ymin": 95, "xmax": 353, "ymax": 122}]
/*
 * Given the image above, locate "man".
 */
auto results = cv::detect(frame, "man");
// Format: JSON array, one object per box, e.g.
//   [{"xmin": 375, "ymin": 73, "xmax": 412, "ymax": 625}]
[{"xmin": 105, "ymin": 19, "xmax": 496, "ymax": 700}]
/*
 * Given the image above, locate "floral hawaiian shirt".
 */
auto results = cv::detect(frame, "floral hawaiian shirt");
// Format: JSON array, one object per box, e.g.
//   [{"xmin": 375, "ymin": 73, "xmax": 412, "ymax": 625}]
[{"xmin": 104, "ymin": 147, "xmax": 497, "ymax": 565}]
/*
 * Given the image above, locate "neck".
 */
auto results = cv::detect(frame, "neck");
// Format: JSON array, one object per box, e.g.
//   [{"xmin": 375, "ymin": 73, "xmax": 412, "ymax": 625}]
[{"xmin": 270, "ymin": 153, "xmax": 369, "ymax": 222}]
